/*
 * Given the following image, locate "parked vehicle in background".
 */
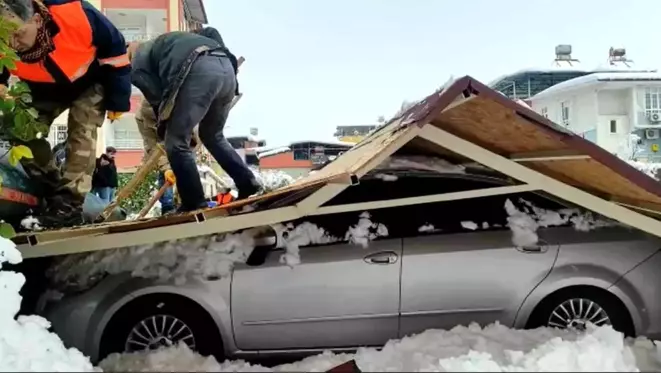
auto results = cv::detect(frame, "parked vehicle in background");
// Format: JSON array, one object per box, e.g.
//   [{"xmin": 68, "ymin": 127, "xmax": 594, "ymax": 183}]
[{"xmin": 40, "ymin": 156, "xmax": 661, "ymax": 364}]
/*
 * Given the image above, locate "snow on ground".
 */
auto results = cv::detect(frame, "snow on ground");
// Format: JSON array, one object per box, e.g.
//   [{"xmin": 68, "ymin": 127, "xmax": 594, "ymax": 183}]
[
  {"xmin": 0, "ymin": 236, "xmax": 97, "ymax": 371},
  {"xmin": 99, "ymin": 322, "xmax": 661, "ymax": 372}
]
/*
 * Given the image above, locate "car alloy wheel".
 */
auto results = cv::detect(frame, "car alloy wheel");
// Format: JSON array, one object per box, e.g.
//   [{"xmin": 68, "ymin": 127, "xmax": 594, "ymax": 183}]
[
  {"xmin": 547, "ymin": 298, "xmax": 611, "ymax": 331},
  {"xmin": 125, "ymin": 314, "xmax": 196, "ymax": 352}
]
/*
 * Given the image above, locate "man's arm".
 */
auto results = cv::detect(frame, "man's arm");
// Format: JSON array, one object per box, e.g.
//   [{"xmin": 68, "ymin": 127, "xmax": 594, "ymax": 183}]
[{"xmin": 81, "ymin": 1, "xmax": 131, "ymax": 113}]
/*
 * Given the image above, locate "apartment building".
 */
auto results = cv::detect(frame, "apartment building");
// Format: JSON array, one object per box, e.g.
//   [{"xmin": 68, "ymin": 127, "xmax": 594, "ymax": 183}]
[{"xmin": 47, "ymin": 0, "xmax": 208, "ymax": 171}]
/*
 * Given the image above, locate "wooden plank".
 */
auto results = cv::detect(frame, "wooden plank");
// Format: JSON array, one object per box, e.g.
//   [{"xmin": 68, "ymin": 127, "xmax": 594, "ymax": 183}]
[
  {"xmin": 419, "ymin": 124, "xmax": 661, "ymax": 239},
  {"xmin": 18, "ymin": 206, "xmax": 301, "ymax": 258},
  {"xmin": 98, "ymin": 144, "xmax": 166, "ymax": 221},
  {"xmin": 311, "ymin": 184, "xmax": 538, "ymax": 216},
  {"xmin": 137, "ymin": 181, "xmax": 172, "ymax": 219},
  {"xmin": 326, "ymin": 360, "xmax": 361, "ymax": 373}
]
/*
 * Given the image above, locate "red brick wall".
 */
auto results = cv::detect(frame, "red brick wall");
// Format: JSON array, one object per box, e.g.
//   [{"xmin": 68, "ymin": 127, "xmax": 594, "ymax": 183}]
[
  {"xmin": 115, "ymin": 150, "xmax": 145, "ymax": 171},
  {"xmin": 259, "ymin": 151, "xmax": 312, "ymax": 169}
]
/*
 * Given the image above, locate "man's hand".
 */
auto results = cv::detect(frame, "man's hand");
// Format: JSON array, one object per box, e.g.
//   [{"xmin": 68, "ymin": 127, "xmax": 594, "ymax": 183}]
[
  {"xmin": 107, "ymin": 111, "xmax": 124, "ymax": 122},
  {"xmin": 100, "ymin": 158, "xmax": 110, "ymax": 166},
  {"xmin": 164, "ymin": 169, "xmax": 176, "ymax": 185}
]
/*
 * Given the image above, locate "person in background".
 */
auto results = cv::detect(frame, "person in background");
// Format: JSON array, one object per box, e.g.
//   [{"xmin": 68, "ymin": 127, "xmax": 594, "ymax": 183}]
[
  {"xmin": 127, "ymin": 30, "xmax": 261, "ymax": 213},
  {"xmin": 0, "ymin": 0, "xmax": 131, "ymax": 227},
  {"xmin": 91, "ymin": 146, "xmax": 118, "ymax": 203}
]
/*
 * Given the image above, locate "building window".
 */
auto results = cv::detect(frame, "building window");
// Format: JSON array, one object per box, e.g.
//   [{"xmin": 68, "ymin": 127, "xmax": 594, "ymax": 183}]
[
  {"xmin": 56, "ymin": 125, "xmax": 67, "ymax": 143},
  {"xmin": 610, "ymin": 120, "xmax": 617, "ymax": 133},
  {"xmin": 645, "ymin": 88, "xmax": 661, "ymax": 113},
  {"xmin": 293, "ymin": 149, "xmax": 310, "ymax": 160},
  {"xmin": 540, "ymin": 107, "xmax": 548, "ymax": 118},
  {"xmin": 112, "ymin": 129, "xmax": 143, "ymax": 149},
  {"xmin": 561, "ymin": 101, "xmax": 571, "ymax": 126}
]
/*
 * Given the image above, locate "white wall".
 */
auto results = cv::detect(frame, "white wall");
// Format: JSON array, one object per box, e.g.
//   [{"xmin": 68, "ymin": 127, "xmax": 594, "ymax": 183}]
[{"xmin": 530, "ymin": 86, "xmax": 598, "ymax": 135}]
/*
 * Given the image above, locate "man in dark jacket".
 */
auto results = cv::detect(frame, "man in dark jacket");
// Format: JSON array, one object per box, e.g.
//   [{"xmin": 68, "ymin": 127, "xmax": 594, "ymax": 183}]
[
  {"xmin": 91, "ymin": 146, "xmax": 118, "ymax": 203},
  {"xmin": 127, "ymin": 31, "xmax": 261, "ymax": 213}
]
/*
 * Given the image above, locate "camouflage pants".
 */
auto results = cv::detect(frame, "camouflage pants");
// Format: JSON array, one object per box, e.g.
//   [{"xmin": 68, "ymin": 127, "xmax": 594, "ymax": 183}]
[
  {"xmin": 22, "ymin": 84, "xmax": 105, "ymax": 205},
  {"xmin": 135, "ymin": 97, "xmax": 170, "ymax": 172}
]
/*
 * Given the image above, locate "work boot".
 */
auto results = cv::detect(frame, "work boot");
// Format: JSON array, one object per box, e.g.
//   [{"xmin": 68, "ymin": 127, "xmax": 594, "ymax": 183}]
[
  {"xmin": 236, "ymin": 178, "xmax": 263, "ymax": 200},
  {"xmin": 37, "ymin": 194, "xmax": 84, "ymax": 229}
]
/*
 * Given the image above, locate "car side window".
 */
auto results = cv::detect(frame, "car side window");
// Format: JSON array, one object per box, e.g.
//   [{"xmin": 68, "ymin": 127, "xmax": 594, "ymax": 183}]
[{"xmin": 278, "ymin": 175, "xmax": 571, "ymax": 246}]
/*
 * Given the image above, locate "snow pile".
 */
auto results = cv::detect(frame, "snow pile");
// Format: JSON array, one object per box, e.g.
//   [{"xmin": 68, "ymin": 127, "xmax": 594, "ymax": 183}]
[
  {"xmin": 274, "ymin": 212, "xmax": 389, "ymax": 266},
  {"xmin": 418, "ymin": 223, "xmax": 438, "ymax": 232},
  {"xmin": 20, "ymin": 216, "xmax": 43, "ymax": 231},
  {"xmin": 274, "ymin": 222, "xmax": 339, "ymax": 266},
  {"xmin": 214, "ymin": 167, "xmax": 295, "ymax": 193},
  {"xmin": 254, "ymin": 168, "xmax": 295, "ymax": 191},
  {"xmin": 0, "ymin": 237, "xmax": 97, "ymax": 371},
  {"xmin": 505, "ymin": 198, "xmax": 618, "ymax": 246},
  {"xmin": 376, "ymin": 155, "xmax": 465, "ymax": 174},
  {"xmin": 344, "ymin": 212, "xmax": 389, "ymax": 248},
  {"xmin": 627, "ymin": 160, "xmax": 661, "ymax": 180},
  {"xmin": 373, "ymin": 173, "xmax": 398, "ymax": 181},
  {"xmin": 48, "ymin": 230, "xmax": 259, "ymax": 289},
  {"xmin": 50, "ymin": 212, "xmax": 389, "ymax": 288},
  {"xmin": 99, "ymin": 343, "xmax": 229, "ymax": 372},
  {"xmin": 99, "ymin": 322, "xmax": 661, "ymax": 372}
]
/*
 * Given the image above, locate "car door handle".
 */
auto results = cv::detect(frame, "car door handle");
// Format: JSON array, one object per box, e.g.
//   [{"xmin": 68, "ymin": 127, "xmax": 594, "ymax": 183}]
[
  {"xmin": 364, "ymin": 251, "xmax": 398, "ymax": 265},
  {"xmin": 516, "ymin": 245, "xmax": 548, "ymax": 253}
]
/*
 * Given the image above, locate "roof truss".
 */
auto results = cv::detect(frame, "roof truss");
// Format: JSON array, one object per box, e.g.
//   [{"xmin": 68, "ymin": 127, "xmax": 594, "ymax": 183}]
[{"xmin": 17, "ymin": 75, "xmax": 661, "ymax": 258}]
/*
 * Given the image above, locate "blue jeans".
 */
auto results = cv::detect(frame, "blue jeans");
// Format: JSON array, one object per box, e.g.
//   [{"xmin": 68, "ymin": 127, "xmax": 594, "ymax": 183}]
[
  {"xmin": 92, "ymin": 187, "xmax": 115, "ymax": 203},
  {"xmin": 164, "ymin": 54, "xmax": 255, "ymax": 211},
  {"xmin": 157, "ymin": 171, "xmax": 175, "ymax": 213}
]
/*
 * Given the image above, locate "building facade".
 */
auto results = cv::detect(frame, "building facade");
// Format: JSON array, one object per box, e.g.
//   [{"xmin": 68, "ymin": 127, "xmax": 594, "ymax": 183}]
[
  {"xmin": 258, "ymin": 141, "xmax": 353, "ymax": 178},
  {"xmin": 334, "ymin": 125, "xmax": 378, "ymax": 144},
  {"xmin": 530, "ymin": 72, "xmax": 661, "ymax": 161},
  {"xmin": 47, "ymin": 0, "xmax": 207, "ymax": 171}
]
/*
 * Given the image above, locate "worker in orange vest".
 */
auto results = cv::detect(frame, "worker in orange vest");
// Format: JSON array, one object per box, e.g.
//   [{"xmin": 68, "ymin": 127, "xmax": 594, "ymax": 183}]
[{"xmin": 0, "ymin": 0, "xmax": 131, "ymax": 228}]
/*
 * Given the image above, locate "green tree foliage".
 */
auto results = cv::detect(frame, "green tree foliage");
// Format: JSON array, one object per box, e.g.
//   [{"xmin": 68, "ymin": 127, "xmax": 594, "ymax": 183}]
[
  {"xmin": 0, "ymin": 18, "xmax": 52, "ymax": 237},
  {"xmin": 117, "ymin": 171, "xmax": 158, "ymax": 215}
]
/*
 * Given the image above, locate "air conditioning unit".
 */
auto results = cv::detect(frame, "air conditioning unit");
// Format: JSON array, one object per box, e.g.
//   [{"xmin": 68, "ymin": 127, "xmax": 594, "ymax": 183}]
[
  {"xmin": 646, "ymin": 129, "xmax": 660, "ymax": 140},
  {"xmin": 650, "ymin": 113, "xmax": 661, "ymax": 123}
]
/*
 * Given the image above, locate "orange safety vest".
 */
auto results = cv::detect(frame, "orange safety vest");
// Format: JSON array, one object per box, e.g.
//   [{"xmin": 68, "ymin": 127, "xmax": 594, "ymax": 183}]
[{"xmin": 11, "ymin": 2, "xmax": 101, "ymax": 83}]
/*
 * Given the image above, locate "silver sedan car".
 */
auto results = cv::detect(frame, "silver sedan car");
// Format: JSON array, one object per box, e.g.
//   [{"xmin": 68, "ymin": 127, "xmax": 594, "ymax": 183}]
[{"xmin": 40, "ymin": 160, "xmax": 661, "ymax": 364}]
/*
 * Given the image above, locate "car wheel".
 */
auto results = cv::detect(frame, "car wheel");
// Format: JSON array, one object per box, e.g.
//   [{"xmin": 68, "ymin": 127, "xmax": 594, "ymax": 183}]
[
  {"xmin": 526, "ymin": 287, "xmax": 635, "ymax": 337},
  {"xmin": 99, "ymin": 294, "xmax": 224, "ymax": 362}
]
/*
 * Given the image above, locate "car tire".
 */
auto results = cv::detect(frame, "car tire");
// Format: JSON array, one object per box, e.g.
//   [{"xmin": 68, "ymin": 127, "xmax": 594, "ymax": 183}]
[
  {"xmin": 98, "ymin": 294, "xmax": 224, "ymax": 362},
  {"xmin": 526, "ymin": 286, "xmax": 635, "ymax": 337}
]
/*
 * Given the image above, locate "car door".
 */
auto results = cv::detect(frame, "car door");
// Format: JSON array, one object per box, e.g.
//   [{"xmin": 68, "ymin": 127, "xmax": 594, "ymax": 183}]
[
  {"xmin": 231, "ymin": 210, "xmax": 402, "ymax": 351},
  {"xmin": 397, "ymin": 189, "xmax": 561, "ymax": 337}
]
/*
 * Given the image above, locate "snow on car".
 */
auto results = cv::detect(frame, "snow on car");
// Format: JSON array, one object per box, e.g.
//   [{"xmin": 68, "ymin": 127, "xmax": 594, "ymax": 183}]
[{"xmin": 29, "ymin": 155, "xmax": 661, "ymax": 367}]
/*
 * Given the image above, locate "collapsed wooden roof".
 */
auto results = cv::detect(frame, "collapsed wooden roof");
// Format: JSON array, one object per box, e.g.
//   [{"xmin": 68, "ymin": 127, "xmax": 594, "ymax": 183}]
[{"xmin": 15, "ymin": 76, "xmax": 661, "ymax": 258}]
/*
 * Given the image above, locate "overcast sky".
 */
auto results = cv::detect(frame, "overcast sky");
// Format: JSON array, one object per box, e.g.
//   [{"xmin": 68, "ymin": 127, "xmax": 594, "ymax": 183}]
[{"xmin": 206, "ymin": 0, "xmax": 660, "ymax": 146}]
